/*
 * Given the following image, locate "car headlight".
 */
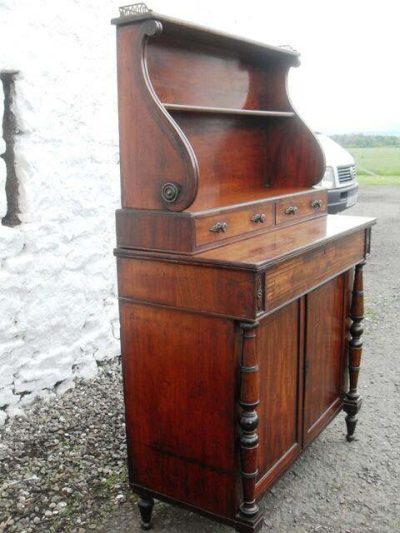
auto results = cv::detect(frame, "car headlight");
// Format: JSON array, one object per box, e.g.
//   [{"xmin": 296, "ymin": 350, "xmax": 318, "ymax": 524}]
[{"xmin": 319, "ymin": 166, "xmax": 335, "ymax": 189}]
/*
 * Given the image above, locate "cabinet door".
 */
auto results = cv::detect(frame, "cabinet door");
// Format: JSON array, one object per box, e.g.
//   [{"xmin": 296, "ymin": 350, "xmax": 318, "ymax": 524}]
[
  {"xmin": 256, "ymin": 300, "xmax": 304, "ymax": 493},
  {"xmin": 303, "ymin": 274, "xmax": 348, "ymax": 445},
  {"xmin": 121, "ymin": 302, "xmax": 239, "ymax": 518}
]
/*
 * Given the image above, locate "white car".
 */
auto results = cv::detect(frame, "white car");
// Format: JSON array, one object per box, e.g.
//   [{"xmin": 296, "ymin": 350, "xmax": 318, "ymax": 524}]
[{"xmin": 314, "ymin": 133, "xmax": 359, "ymax": 213}]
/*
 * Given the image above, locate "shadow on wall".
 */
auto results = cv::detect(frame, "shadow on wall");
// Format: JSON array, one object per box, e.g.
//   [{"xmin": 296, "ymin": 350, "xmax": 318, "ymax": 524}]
[{"xmin": 1, "ymin": 70, "xmax": 20, "ymax": 227}]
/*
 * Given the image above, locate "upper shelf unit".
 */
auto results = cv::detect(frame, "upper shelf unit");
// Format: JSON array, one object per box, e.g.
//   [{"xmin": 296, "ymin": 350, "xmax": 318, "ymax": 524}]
[
  {"xmin": 112, "ymin": 7, "xmax": 325, "ymax": 213},
  {"xmin": 112, "ymin": 9, "xmax": 301, "ymax": 64}
]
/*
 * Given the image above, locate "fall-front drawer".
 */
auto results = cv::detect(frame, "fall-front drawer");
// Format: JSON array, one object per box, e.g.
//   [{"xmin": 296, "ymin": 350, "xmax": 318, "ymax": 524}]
[
  {"xmin": 195, "ymin": 203, "xmax": 274, "ymax": 247},
  {"xmin": 275, "ymin": 191, "xmax": 327, "ymax": 226},
  {"xmin": 264, "ymin": 229, "xmax": 365, "ymax": 313}
]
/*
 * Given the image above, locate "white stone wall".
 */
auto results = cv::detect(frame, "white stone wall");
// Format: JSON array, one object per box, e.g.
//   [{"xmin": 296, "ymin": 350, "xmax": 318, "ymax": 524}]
[{"xmin": 0, "ymin": 0, "xmax": 125, "ymax": 424}]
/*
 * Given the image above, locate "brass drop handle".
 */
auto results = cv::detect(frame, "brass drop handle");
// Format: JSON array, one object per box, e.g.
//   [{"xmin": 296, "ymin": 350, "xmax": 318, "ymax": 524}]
[
  {"xmin": 209, "ymin": 222, "xmax": 228, "ymax": 233},
  {"xmin": 285, "ymin": 206, "xmax": 298, "ymax": 215},
  {"xmin": 251, "ymin": 213, "xmax": 266, "ymax": 224},
  {"xmin": 311, "ymin": 199, "xmax": 322, "ymax": 209}
]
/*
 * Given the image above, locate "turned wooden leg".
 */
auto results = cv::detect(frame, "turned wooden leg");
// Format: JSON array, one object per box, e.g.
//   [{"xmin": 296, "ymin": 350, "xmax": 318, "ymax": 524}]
[
  {"xmin": 138, "ymin": 494, "xmax": 154, "ymax": 530},
  {"xmin": 343, "ymin": 262, "xmax": 365, "ymax": 442},
  {"xmin": 238, "ymin": 322, "xmax": 260, "ymax": 521}
]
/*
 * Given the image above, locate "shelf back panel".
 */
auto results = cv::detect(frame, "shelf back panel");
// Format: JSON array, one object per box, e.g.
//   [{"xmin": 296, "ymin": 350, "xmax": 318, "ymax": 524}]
[
  {"xmin": 173, "ymin": 114, "xmax": 269, "ymax": 211},
  {"xmin": 172, "ymin": 114, "xmax": 324, "ymax": 211},
  {"xmin": 147, "ymin": 34, "xmax": 292, "ymax": 112}
]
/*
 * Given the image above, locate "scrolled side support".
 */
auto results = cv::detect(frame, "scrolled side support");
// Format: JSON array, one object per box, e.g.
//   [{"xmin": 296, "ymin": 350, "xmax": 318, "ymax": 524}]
[
  {"xmin": 116, "ymin": 18, "xmax": 199, "ymax": 212},
  {"xmin": 139, "ymin": 19, "xmax": 199, "ymax": 211}
]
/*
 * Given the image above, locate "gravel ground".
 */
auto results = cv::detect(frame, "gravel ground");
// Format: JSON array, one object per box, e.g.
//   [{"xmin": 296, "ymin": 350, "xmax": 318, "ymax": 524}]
[
  {"xmin": 1, "ymin": 186, "xmax": 399, "ymax": 533},
  {"xmin": 0, "ymin": 360, "xmax": 131, "ymax": 532}
]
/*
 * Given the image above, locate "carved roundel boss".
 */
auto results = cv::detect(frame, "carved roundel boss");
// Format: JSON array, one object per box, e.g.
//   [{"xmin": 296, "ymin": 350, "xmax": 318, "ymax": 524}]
[{"xmin": 161, "ymin": 182, "xmax": 181, "ymax": 204}]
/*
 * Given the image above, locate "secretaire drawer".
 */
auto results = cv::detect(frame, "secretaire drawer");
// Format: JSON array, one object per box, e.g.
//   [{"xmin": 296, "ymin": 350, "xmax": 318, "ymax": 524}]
[
  {"xmin": 275, "ymin": 191, "xmax": 327, "ymax": 226},
  {"xmin": 264, "ymin": 229, "xmax": 365, "ymax": 313},
  {"xmin": 195, "ymin": 202, "xmax": 275, "ymax": 247}
]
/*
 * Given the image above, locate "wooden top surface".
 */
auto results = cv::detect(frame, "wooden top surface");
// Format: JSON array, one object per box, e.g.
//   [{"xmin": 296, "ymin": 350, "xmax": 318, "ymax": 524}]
[
  {"xmin": 111, "ymin": 10, "xmax": 299, "ymax": 63},
  {"xmin": 116, "ymin": 215, "xmax": 376, "ymax": 271},
  {"xmin": 191, "ymin": 187, "xmax": 313, "ymax": 215}
]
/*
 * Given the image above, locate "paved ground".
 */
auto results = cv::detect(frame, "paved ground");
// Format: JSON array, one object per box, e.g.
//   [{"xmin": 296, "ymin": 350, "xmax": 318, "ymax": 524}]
[{"xmin": 1, "ymin": 186, "xmax": 399, "ymax": 533}]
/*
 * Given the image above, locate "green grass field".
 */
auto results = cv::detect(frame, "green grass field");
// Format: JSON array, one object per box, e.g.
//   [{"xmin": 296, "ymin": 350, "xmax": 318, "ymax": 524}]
[{"xmin": 349, "ymin": 146, "xmax": 400, "ymax": 185}]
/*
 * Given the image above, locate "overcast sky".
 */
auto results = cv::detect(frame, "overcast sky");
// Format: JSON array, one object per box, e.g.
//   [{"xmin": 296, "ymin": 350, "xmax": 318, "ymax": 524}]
[{"xmin": 147, "ymin": 0, "xmax": 400, "ymax": 134}]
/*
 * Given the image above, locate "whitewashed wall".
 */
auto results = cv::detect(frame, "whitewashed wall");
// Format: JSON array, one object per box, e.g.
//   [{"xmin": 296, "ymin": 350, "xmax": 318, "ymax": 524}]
[
  {"xmin": 0, "ymin": 0, "xmax": 336, "ymax": 424},
  {"xmin": 0, "ymin": 1, "xmax": 127, "ymax": 424}
]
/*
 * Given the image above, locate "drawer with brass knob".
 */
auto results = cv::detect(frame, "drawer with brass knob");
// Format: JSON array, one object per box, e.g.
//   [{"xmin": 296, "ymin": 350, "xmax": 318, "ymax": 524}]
[
  {"xmin": 195, "ymin": 202, "xmax": 274, "ymax": 247},
  {"xmin": 116, "ymin": 191, "xmax": 327, "ymax": 254},
  {"xmin": 276, "ymin": 191, "xmax": 327, "ymax": 226}
]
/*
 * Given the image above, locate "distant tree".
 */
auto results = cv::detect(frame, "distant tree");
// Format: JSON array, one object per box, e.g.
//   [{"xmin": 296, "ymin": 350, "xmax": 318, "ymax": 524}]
[{"xmin": 330, "ymin": 134, "xmax": 400, "ymax": 148}]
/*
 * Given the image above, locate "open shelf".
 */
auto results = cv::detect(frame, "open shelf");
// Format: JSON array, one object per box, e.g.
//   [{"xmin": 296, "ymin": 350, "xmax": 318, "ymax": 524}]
[
  {"xmin": 163, "ymin": 103, "xmax": 295, "ymax": 118},
  {"xmin": 190, "ymin": 187, "xmax": 312, "ymax": 213}
]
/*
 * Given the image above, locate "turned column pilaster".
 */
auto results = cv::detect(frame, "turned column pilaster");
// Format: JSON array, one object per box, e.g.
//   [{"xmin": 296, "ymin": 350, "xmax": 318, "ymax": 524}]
[
  {"xmin": 343, "ymin": 261, "xmax": 365, "ymax": 441},
  {"xmin": 238, "ymin": 321, "xmax": 260, "ymax": 520}
]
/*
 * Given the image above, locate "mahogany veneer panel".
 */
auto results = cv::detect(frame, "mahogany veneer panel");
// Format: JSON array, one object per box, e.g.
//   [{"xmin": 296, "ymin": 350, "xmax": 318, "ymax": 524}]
[
  {"xmin": 120, "ymin": 302, "xmax": 239, "ymax": 518},
  {"xmin": 172, "ymin": 114, "xmax": 272, "ymax": 200},
  {"xmin": 173, "ymin": 115, "xmax": 325, "ymax": 211},
  {"xmin": 116, "ymin": 209, "xmax": 194, "ymax": 253},
  {"xmin": 256, "ymin": 301, "xmax": 303, "ymax": 491},
  {"xmin": 117, "ymin": 257, "xmax": 257, "ymax": 320},
  {"xmin": 147, "ymin": 36, "xmax": 291, "ymax": 111},
  {"xmin": 264, "ymin": 230, "xmax": 365, "ymax": 312},
  {"xmin": 303, "ymin": 275, "xmax": 348, "ymax": 445}
]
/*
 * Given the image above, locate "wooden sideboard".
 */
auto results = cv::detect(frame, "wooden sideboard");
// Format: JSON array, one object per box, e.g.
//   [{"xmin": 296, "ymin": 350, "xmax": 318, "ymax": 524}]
[{"xmin": 112, "ymin": 5, "xmax": 376, "ymax": 532}]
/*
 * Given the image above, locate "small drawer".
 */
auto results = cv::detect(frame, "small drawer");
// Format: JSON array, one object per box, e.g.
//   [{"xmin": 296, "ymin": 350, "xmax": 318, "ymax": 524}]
[
  {"xmin": 195, "ymin": 202, "xmax": 274, "ymax": 247},
  {"xmin": 275, "ymin": 191, "xmax": 327, "ymax": 226}
]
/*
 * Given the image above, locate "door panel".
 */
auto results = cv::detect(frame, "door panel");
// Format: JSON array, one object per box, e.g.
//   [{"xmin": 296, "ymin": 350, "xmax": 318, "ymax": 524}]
[
  {"xmin": 256, "ymin": 300, "xmax": 303, "ymax": 492},
  {"xmin": 120, "ymin": 302, "xmax": 239, "ymax": 518},
  {"xmin": 303, "ymin": 275, "xmax": 346, "ymax": 445}
]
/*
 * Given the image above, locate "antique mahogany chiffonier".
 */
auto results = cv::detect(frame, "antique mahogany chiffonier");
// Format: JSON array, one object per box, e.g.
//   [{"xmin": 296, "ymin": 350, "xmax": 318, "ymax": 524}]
[{"xmin": 112, "ymin": 4, "xmax": 375, "ymax": 532}]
